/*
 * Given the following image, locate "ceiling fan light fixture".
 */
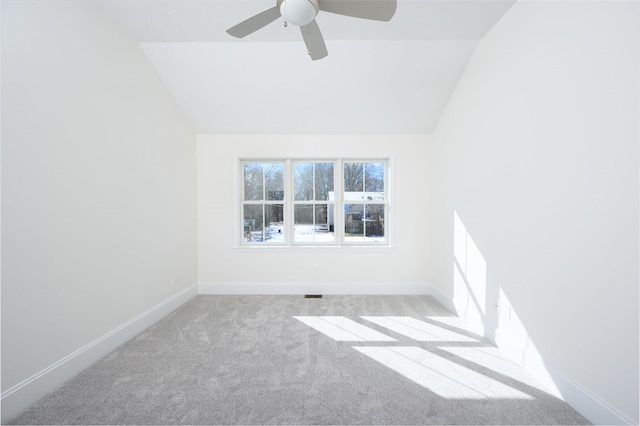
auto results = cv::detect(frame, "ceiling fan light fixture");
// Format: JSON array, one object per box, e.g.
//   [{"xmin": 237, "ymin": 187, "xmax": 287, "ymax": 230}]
[
  {"xmin": 227, "ymin": 0, "xmax": 397, "ymax": 60},
  {"xmin": 279, "ymin": 0, "xmax": 319, "ymax": 27}
]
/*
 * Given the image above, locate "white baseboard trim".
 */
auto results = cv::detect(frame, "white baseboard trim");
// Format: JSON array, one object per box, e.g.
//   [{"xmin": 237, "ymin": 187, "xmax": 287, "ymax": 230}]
[
  {"xmin": 539, "ymin": 356, "xmax": 636, "ymax": 425},
  {"xmin": 1, "ymin": 284, "xmax": 198, "ymax": 424},
  {"xmin": 198, "ymin": 282, "xmax": 430, "ymax": 295},
  {"xmin": 430, "ymin": 289, "xmax": 636, "ymax": 425},
  {"xmin": 425, "ymin": 287, "xmax": 489, "ymax": 339},
  {"xmin": 497, "ymin": 328, "xmax": 635, "ymax": 425},
  {"xmin": 5, "ymin": 284, "xmax": 632, "ymax": 425},
  {"xmin": 426, "ymin": 284, "xmax": 458, "ymax": 314}
]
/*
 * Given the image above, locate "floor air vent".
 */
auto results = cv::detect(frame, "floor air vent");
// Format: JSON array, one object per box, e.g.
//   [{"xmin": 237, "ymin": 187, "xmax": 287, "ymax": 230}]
[{"xmin": 304, "ymin": 294, "xmax": 323, "ymax": 299}]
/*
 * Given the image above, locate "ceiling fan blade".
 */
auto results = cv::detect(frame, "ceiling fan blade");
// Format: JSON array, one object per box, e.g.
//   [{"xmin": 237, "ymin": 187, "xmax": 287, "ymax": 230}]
[
  {"xmin": 300, "ymin": 20, "xmax": 328, "ymax": 61},
  {"xmin": 226, "ymin": 6, "xmax": 281, "ymax": 38},
  {"xmin": 318, "ymin": 0, "xmax": 397, "ymax": 21}
]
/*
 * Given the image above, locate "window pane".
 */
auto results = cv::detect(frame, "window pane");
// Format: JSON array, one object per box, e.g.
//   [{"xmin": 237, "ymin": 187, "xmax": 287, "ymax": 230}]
[
  {"xmin": 244, "ymin": 163, "xmax": 263, "ymax": 201},
  {"xmin": 243, "ymin": 204, "xmax": 263, "ymax": 242},
  {"xmin": 365, "ymin": 162, "xmax": 385, "ymax": 194},
  {"xmin": 365, "ymin": 204, "xmax": 385, "ymax": 238},
  {"xmin": 265, "ymin": 204, "xmax": 284, "ymax": 242},
  {"xmin": 344, "ymin": 162, "xmax": 363, "ymax": 192},
  {"xmin": 265, "ymin": 163, "xmax": 284, "ymax": 201},
  {"xmin": 243, "ymin": 204, "xmax": 284, "ymax": 243},
  {"xmin": 344, "ymin": 204, "xmax": 385, "ymax": 243},
  {"xmin": 344, "ymin": 162, "xmax": 364, "ymax": 201},
  {"xmin": 344, "ymin": 204, "xmax": 364, "ymax": 237},
  {"xmin": 294, "ymin": 204, "xmax": 335, "ymax": 243},
  {"xmin": 294, "ymin": 204, "xmax": 314, "ymax": 242},
  {"xmin": 294, "ymin": 163, "xmax": 314, "ymax": 201},
  {"xmin": 314, "ymin": 163, "xmax": 334, "ymax": 201},
  {"xmin": 294, "ymin": 204, "xmax": 314, "ymax": 224},
  {"xmin": 315, "ymin": 204, "xmax": 335, "ymax": 242}
]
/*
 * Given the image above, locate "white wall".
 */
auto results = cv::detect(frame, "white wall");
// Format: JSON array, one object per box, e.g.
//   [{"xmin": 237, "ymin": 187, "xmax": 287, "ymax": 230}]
[
  {"xmin": 197, "ymin": 134, "xmax": 429, "ymax": 293},
  {"xmin": 429, "ymin": 1, "xmax": 639, "ymax": 424},
  {"xmin": 1, "ymin": 0, "xmax": 197, "ymax": 397}
]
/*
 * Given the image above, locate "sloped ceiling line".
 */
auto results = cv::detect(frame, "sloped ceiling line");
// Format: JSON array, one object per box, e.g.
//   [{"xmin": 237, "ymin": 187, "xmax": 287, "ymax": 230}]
[{"xmin": 93, "ymin": 0, "xmax": 515, "ymax": 134}]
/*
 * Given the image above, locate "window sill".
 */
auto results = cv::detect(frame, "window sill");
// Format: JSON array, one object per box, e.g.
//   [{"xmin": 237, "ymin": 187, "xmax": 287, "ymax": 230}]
[{"xmin": 232, "ymin": 244, "xmax": 396, "ymax": 253}]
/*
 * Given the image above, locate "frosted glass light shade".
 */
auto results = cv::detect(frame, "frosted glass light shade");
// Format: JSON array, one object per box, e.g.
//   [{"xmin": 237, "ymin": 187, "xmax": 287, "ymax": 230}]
[{"xmin": 279, "ymin": 0, "xmax": 319, "ymax": 27}]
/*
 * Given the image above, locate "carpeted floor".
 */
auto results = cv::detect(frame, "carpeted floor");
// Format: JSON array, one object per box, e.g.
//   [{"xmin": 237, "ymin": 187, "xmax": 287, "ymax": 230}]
[{"xmin": 8, "ymin": 295, "xmax": 590, "ymax": 425}]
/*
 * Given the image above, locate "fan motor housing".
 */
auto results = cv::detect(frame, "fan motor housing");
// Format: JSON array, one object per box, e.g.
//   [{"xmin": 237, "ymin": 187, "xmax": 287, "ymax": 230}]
[{"xmin": 277, "ymin": 0, "xmax": 320, "ymax": 27}]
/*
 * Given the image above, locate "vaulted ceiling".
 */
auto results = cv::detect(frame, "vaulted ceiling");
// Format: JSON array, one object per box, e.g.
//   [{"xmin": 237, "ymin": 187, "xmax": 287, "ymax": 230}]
[{"xmin": 94, "ymin": 0, "xmax": 515, "ymax": 134}]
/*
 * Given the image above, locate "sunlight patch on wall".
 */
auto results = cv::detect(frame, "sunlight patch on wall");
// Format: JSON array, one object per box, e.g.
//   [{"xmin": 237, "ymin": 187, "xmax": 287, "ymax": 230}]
[
  {"xmin": 450, "ymin": 212, "xmax": 561, "ymax": 398},
  {"xmin": 355, "ymin": 346, "xmax": 533, "ymax": 400},
  {"xmin": 453, "ymin": 211, "xmax": 488, "ymax": 320},
  {"xmin": 495, "ymin": 289, "xmax": 562, "ymax": 397}
]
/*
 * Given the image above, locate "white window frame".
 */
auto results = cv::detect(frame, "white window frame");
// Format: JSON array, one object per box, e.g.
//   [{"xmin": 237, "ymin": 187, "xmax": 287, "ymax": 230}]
[
  {"xmin": 340, "ymin": 160, "xmax": 388, "ymax": 246},
  {"xmin": 239, "ymin": 160, "xmax": 286, "ymax": 246},
  {"xmin": 236, "ymin": 156, "xmax": 392, "ymax": 249},
  {"xmin": 291, "ymin": 160, "xmax": 337, "ymax": 245}
]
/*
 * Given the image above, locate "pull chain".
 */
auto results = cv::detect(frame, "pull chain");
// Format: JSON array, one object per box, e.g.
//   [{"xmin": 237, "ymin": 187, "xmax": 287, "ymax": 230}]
[{"xmin": 283, "ymin": 0, "xmax": 288, "ymax": 27}]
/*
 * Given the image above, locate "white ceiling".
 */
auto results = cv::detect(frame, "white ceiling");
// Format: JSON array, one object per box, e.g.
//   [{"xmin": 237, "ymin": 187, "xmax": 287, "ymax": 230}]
[{"xmin": 94, "ymin": 0, "xmax": 515, "ymax": 134}]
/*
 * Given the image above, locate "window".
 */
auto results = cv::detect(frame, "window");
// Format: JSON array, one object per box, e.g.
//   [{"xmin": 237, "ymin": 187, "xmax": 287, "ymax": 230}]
[
  {"xmin": 242, "ymin": 162, "xmax": 285, "ymax": 243},
  {"xmin": 293, "ymin": 162, "xmax": 335, "ymax": 243},
  {"xmin": 343, "ymin": 161, "xmax": 386, "ymax": 243},
  {"xmin": 240, "ymin": 158, "xmax": 389, "ymax": 247}
]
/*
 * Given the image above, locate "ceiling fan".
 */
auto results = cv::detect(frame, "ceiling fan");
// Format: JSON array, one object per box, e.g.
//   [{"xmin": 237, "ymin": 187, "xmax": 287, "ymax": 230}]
[{"xmin": 226, "ymin": 0, "xmax": 397, "ymax": 60}]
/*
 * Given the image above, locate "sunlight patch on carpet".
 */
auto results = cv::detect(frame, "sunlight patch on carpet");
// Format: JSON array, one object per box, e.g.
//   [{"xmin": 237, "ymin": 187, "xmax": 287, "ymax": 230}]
[{"xmin": 355, "ymin": 346, "xmax": 533, "ymax": 400}]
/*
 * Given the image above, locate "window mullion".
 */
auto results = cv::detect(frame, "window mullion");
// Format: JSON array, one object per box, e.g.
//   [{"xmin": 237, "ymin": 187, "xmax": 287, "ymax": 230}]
[
  {"xmin": 384, "ymin": 161, "xmax": 388, "ymax": 244},
  {"xmin": 312, "ymin": 163, "xmax": 316, "ymax": 201},
  {"xmin": 285, "ymin": 159, "xmax": 292, "ymax": 245},
  {"xmin": 335, "ymin": 159, "xmax": 344, "ymax": 245},
  {"xmin": 311, "ymin": 164, "xmax": 316, "ymax": 242},
  {"xmin": 362, "ymin": 162, "xmax": 367, "ymax": 239}
]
